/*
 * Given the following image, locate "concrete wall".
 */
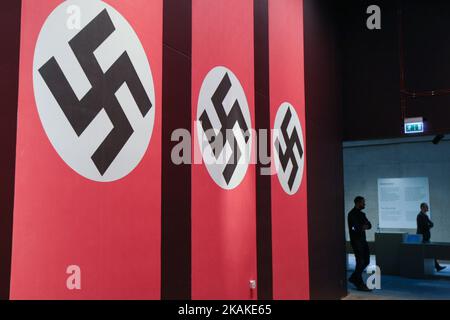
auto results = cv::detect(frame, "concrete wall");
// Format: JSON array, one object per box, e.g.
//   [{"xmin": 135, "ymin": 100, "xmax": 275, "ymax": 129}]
[{"xmin": 344, "ymin": 138, "xmax": 450, "ymax": 242}]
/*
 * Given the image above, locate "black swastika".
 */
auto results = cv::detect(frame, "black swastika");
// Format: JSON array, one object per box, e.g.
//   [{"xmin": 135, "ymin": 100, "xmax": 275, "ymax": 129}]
[
  {"xmin": 275, "ymin": 107, "xmax": 303, "ymax": 191},
  {"xmin": 199, "ymin": 73, "xmax": 250, "ymax": 185},
  {"xmin": 39, "ymin": 9, "xmax": 152, "ymax": 175}
]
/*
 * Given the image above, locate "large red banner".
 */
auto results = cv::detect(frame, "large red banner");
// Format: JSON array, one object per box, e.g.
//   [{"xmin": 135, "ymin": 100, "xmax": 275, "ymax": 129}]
[
  {"xmin": 269, "ymin": 0, "xmax": 310, "ymax": 299},
  {"xmin": 191, "ymin": 0, "xmax": 257, "ymax": 300},
  {"xmin": 11, "ymin": 0, "xmax": 162, "ymax": 299}
]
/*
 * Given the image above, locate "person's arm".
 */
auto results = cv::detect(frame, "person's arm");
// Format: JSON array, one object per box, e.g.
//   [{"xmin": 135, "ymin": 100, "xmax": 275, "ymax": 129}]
[
  {"xmin": 427, "ymin": 216, "xmax": 434, "ymax": 229},
  {"xmin": 362, "ymin": 213, "xmax": 372, "ymax": 230},
  {"xmin": 348, "ymin": 212, "xmax": 364, "ymax": 233}
]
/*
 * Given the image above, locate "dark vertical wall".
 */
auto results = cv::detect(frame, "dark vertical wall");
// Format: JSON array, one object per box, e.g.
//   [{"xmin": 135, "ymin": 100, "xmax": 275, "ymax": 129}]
[
  {"xmin": 304, "ymin": 0, "xmax": 347, "ymax": 300},
  {"xmin": 254, "ymin": 0, "xmax": 273, "ymax": 300},
  {"xmin": 161, "ymin": 0, "xmax": 192, "ymax": 299},
  {"xmin": 0, "ymin": 1, "xmax": 21, "ymax": 300}
]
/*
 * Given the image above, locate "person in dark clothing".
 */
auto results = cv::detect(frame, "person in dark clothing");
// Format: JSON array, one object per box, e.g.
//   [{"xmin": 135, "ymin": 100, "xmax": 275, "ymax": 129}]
[
  {"xmin": 416, "ymin": 203, "xmax": 446, "ymax": 272},
  {"xmin": 348, "ymin": 196, "xmax": 372, "ymax": 291}
]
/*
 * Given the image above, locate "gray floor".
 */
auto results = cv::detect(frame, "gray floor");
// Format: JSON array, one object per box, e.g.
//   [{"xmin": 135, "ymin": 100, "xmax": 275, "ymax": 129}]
[{"xmin": 345, "ymin": 254, "xmax": 450, "ymax": 300}]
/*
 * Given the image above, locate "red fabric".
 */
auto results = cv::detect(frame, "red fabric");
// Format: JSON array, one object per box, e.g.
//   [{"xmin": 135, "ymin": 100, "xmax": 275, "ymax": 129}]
[
  {"xmin": 191, "ymin": 0, "xmax": 257, "ymax": 300},
  {"xmin": 10, "ymin": 0, "xmax": 162, "ymax": 299},
  {"xmin": 269, "ymin": 0, "xmax": 310, "ymax": 299}
]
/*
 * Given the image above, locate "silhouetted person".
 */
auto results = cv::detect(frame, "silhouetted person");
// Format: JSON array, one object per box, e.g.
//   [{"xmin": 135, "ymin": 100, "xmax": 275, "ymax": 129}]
[
  {"xmin": 416, "ymin": 203, "xmax": 446, "ymax": 272},
  {"xmin": 348, "ymin": 196, "xmax": 372, "ymax": 291}
]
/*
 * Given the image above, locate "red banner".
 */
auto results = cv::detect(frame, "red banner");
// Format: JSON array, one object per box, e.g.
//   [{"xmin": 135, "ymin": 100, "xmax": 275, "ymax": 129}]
[
  {"xmin": 11, "ymin": 0, "xmax": 162, "ymax": 299},
  {"xmin": 191, "ymin": 0, "xmax": 257, "ymax": 300},
  {"xmin": 269, "ymin": 0, "xmax": 310, "ymax": 299}
]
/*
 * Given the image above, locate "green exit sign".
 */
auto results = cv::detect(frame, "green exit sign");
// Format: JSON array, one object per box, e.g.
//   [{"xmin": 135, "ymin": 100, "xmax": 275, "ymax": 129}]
[{"xmin": 404, "ymin": 118, "xmax": 424, "ymax": 134}]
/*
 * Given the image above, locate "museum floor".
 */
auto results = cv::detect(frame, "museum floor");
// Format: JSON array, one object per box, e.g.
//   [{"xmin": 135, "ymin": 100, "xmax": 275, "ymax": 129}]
[{"xmin": 345, "ymin": 255, "xmax": 450, "ymax": 300}]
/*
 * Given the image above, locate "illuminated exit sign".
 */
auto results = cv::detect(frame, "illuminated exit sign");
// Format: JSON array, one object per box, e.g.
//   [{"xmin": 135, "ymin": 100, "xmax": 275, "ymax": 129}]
[{"xmin": 404, "ymin": 117, "xmax": 424, "ymax": 134}]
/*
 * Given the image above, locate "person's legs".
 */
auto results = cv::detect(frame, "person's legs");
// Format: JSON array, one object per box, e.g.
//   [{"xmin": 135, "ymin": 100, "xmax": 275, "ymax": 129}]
[
  {"xmin": 350, "ymin": 241, "xmax": 365, "ymax": 286},
  {"xmin": 362, "ymin": 241, "xmax": 371, "ymax": 271},
  {"xmin": 349, "ymin": 241, "xmax": 372, "ymax": 291}
]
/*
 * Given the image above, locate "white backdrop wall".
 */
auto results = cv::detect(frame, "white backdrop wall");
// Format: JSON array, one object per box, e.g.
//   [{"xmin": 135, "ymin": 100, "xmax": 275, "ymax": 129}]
[{"xmin": 344, "ymin": 138, "xmax": 450, "ymax": 242}]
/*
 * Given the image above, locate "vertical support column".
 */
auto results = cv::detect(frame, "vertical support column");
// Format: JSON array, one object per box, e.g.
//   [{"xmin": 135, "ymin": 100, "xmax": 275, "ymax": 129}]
[
  {"xmin": 254, "ymin": 0, "xmax": 273, "ymax": 301},
  {"xmin": 161, "ymin": 0, "xmax": 192, "ymax": 300},
  {"xmin": 0, "ymin": 0, "xmax": 21, "ymax": 301}
]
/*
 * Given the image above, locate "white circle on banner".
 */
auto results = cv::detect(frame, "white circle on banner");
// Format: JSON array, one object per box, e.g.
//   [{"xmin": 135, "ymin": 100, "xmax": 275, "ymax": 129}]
[
  {"xmin": 33, "ymin": 0, "xmax": 155, "ymax": 182},
  {"xmin": 196, "ymin": 66, "xmax": 252, "ymax": 190},
  {"xmin": 273, "ymin": 102, "xmax": 305, "ymax": 195}
]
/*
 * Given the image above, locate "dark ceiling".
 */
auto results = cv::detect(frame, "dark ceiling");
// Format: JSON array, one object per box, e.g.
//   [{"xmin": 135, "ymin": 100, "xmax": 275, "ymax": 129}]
[{"xmin": 338, "ymin": 0, "xmax": 450, "ymax": 141}]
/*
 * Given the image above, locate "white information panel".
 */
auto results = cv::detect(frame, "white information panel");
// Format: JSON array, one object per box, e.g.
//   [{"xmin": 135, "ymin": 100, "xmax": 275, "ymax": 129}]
[{"xmin": 378, "ymin": 177, "xmax": 430, "ymax": 229}]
